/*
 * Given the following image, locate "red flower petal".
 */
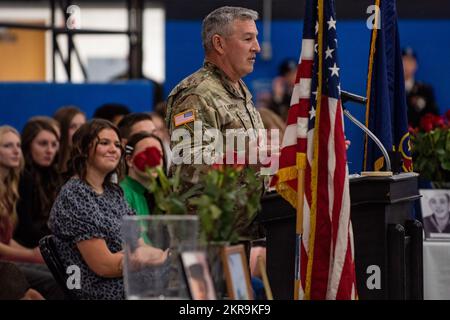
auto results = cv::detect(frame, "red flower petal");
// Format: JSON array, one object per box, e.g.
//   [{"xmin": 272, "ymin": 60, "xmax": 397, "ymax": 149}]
[
  {"xmin": 133, "ymin": 152, "xmax": 148, "ymax": 171},
  {"xmin": 420, "ymin": 113, "xmax": 435, "ymax": 132},
  {"xmin": 144, "ymin": 147, "xmax": 162, "ymax": 167}
]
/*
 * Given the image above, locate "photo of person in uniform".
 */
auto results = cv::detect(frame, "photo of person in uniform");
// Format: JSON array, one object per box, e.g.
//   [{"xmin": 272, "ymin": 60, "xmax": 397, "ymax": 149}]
[{"xmin": 420, "ymin": 190, "xmax": 450, "ymax": 238}]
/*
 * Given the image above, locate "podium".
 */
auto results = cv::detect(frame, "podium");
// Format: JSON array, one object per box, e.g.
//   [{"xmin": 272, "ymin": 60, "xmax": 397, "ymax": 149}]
[
  {"xmin": 257, "ymin": 172, "xmax": 423, "ymax": 300},
  {"xmin": 256, "ymin": 191, "xmax": 296, "ymax": 300}
]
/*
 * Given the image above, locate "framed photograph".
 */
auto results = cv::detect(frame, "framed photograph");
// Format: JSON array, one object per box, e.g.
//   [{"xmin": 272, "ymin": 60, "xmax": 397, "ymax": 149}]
[
  {"xmin": 180, "ymin": 251, "xmax": 217, "ymax": 300},
  {"xmin": 222, "ymin": 245, "xmax": 253, "ymax": 300},
  {"xmin": 419, "ymin": 189, "xmax": 450, "ymax": 240}
]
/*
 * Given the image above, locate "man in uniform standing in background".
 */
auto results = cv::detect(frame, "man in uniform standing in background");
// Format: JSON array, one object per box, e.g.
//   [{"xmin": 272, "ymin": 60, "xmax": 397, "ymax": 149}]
[{"xmin": 402, "ymin": 47, "xmax": 439, "ymax": 127}]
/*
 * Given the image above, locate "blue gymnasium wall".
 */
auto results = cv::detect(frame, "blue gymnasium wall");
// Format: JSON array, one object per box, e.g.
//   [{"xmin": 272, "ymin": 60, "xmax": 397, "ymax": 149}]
[
  {"xmin": 0, "ymin": 80, "xmax": 154, "ymax": 132},
  {"xmin": 166, "ymin": 19, "xmax": 450, "ymax": 174}
]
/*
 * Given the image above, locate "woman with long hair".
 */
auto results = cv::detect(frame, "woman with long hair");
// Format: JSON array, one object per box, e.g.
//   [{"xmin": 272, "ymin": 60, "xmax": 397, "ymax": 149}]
[
  {"xmin": 0, "ymin": 125, "xmax": 43, "ymax": 263},
  {"xmin": 53, "ymin": 106, "xmax": 86, "ymax": 174},
  {"xmin": 14, "ymin": 117, "xmax": 61, "ymax": 248},
  {"xmin": 0, "ymin": 125, "xmax": 63, "ymax": 300},
  {"xmin": 49, "ymin": 119, "xmax": 167, "ymax": 299}
]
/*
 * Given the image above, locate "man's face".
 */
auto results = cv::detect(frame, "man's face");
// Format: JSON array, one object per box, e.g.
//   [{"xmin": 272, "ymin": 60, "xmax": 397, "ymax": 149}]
[
  {"xmin": 402, "ymin": 56, "xmax": 417, "ymax": 80},
  {"xmin": 429, "ymin": 194, "xmax": 449, "ymax": 219},
  {"xmin": 222, "ymin": 19, "xmax": 261, "ymax": 80}
]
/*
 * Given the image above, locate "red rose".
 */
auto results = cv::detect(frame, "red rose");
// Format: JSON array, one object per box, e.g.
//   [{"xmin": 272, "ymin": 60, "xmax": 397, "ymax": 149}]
[
  {"xmin": 133, "ymin": 147, "xmax": 162, "ymax": 171},
  {"xmin": 133, "ymin": 152, "xmax": 148, "ymax": 171},
  {"xmin": 445, "ymin": 110, "xmax": 450, "ymax": 122},
  {"xmin": 433, "ymin": 115, "xmax": 445, "ymax": 128},
  {"xmin": 144, "ymin": 147, "xmax": 162, "ymax": 167},
  {"xmin": 420, "ymin": 114, "xmax": 435, "ymax": 132}
]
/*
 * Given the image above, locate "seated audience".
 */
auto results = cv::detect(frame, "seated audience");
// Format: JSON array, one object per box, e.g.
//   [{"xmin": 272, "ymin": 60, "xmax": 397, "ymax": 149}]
[
  {"xmin": 53, "ymin": 106, "xmax": 87, "ymax": 174},
  {"xmin": 93, "ymin": 103, "xmax": 131, "ymax": 126},
  {"xmin": 0, "ymin": 125, "xmax": 63, "ymax": 300},
  {"xmin": 121, "ymin": 132, "xmax": 166, "ymax": 215},
  {"xmin": 14, "ymin": 117, "xmax": 61, "ymax": 249},
  {"xmin": 48, "ymin": 119, "xmax": 168, "ymax": 299}
]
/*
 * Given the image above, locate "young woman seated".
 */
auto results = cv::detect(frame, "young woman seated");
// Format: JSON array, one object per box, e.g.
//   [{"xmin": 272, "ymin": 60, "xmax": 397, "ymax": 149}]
[
  {"xmin": 48, "ymin": 119, "xmax": 168, "ymax": 300},
  {"xmin": 120, "ymin": 132, "xmax": 166, "ymax": 215},
  {"xmin": 14, "ymin": 117, "xmax": 61, "ymax": 249},
  {"xmin": 0, "ymin": 126, "xmax": 43, "ymax": 264}
]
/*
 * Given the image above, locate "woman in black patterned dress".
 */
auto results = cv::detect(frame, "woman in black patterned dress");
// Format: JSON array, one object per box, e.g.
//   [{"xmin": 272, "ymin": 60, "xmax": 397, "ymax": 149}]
[{"xmin": 48, "ymin": 119, "xmax": 168, "ymax": 299}]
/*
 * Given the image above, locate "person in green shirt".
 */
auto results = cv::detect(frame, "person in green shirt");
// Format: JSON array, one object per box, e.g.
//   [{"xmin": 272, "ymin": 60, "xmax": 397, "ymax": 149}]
[{"xmin": 120, "ymin": 132, "xmax": 166, "ymax": 216}]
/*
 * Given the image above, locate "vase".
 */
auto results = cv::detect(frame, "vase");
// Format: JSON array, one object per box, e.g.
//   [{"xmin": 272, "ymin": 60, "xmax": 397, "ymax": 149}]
[
  {"xmin": 122, "ymin": 215, "xmax": 199, "ymax": 300},
  {"xmin": 206, "ymin": 242, "xmax": 229, "ymax": 300}
]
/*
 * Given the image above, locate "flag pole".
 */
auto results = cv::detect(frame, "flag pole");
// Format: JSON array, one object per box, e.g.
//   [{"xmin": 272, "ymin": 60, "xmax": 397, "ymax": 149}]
[
  {"xmin": 294, "ymin": 153, "xmax": 306, "ymax": 300},
  {"xmin": 363, "ymin": 0, "xmax": 380, "ymax": 171}
]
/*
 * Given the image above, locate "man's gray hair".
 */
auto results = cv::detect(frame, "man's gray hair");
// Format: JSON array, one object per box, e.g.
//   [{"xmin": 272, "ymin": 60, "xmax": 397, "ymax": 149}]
[{"xmin": 202, "ymin": 6, "xmax": 259, "ymax": 53}]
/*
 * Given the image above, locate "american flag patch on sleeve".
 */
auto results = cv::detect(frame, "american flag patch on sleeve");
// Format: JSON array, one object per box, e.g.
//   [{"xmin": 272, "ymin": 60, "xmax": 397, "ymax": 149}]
[{"xmin": 173, "ymin": 109, "xmax": 195, "ymax": 127}]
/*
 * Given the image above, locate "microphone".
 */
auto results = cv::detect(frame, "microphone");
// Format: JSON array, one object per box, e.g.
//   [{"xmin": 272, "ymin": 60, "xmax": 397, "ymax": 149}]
[
  {"xmin": 340, "ymin": 90, "xmax": 392, "ymax": 172},
  {"xmin": 340, "ymin": 90, "xmax": 367, "ymax": 105}
]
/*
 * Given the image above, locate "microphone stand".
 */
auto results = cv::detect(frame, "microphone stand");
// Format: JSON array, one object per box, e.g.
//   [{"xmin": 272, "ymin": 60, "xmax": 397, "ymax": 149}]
[{"xmin": 340, "ymin": 90, "xmax": 392, "ymax": 172}]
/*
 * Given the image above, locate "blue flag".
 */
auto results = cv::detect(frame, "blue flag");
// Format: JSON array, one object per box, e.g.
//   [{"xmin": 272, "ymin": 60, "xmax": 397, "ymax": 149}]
[{"xmin": 364, "ymin": 0, "xmax": 412, "ymax": 172}]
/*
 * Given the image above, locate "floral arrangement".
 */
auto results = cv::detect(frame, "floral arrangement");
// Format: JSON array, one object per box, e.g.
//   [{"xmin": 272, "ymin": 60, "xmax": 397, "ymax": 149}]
[
  {"xmin": 133, "ymin": 148, "xmax": 262, "ymax": 243},
  {"xmin": 410, "ymin": 111, "xmax": 450, "ymax": 187},
  {"xmin": 189, "ymin": 156, "xmax": 262, "ymax": 244}
]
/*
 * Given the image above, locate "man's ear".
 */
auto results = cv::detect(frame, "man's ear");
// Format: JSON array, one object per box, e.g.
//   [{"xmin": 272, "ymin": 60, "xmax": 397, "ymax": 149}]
[{"xmin": 212, "ymin": 34, "xmax": 225, "ymax": 55}]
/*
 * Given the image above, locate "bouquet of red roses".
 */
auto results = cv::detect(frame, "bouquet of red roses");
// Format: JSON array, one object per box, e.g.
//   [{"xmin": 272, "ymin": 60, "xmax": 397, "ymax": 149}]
[{"xmin": 410, "ymin": 111, "xmax": 450, "ymax": 187}]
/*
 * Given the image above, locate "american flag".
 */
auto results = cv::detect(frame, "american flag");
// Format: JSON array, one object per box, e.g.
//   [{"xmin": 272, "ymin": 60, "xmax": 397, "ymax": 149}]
[{"xmin": 273, "ymin": 0, "xmax": 357, "ymax": 300}]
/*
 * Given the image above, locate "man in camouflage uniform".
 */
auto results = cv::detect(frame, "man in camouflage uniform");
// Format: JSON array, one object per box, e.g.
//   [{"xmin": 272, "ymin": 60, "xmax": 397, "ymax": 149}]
[{"xmin": 165, "ymin": 6, "xmax": 265, "ymax": 237}]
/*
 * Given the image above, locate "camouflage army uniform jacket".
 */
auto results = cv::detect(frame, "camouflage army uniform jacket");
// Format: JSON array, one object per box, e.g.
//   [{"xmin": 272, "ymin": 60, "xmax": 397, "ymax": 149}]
[{"xmin": 166, "ymin": 61, "xmax": 265, "ymax": 236}]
